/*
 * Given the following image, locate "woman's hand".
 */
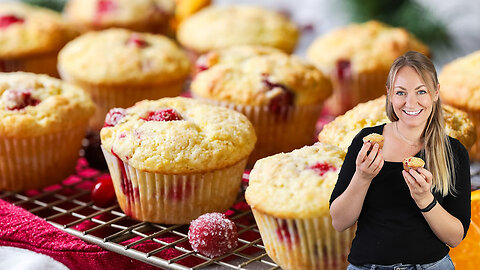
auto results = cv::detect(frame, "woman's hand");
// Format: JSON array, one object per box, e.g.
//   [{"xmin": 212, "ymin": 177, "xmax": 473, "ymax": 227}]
[
  {"xmin": 402, "ymin": 167, "xmax": 434, "ymax": 208},
  {"xmin": 355, "ymin": 142, "xmax": 384, "ymax": 182}
]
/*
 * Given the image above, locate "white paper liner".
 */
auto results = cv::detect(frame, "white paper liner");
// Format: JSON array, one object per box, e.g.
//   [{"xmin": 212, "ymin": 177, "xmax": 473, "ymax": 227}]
[
  {"xmin": 0, "ymin": 124, "xmax": 88, "ymax": 191},
  {"xmin": 252, "ymin": 209, "xmax": 355, "ymax": 270},
  {"xmin": 59, "ymin": 68, "xmax": 185, "ymax": 131},
  {"xmin": 102, "ymin": 146, "xmax": 247, "ymax": 224},
  {"xmin": 192, "ymin": 97, "xmax": 323, "ymax": 165}
]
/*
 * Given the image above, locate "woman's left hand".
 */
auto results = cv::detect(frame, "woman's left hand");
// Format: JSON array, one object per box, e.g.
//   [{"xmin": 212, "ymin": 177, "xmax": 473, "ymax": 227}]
[{"xmin": 402, "ymin": 167, "xmax": 435, "ymax": 209}]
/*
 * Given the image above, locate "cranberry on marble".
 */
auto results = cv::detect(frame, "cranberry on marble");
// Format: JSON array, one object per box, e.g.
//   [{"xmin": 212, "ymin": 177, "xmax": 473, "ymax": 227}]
[
  {"xmin": 104, "ymin": 108, "xmax": 126, "ymax": 127},
  {"xmin": 126, "ymin": 34, "xmax": 149, "ymax": 48},
  {"xmin": 309, "ymin": 162, "xmax": 336, "ymax": 176},
  {"xmin": 142, "ymin": 108, "xmax": 183, "ymax": 122},
  {"xmin": 2, "ymin": 89, "xmax": 39, "ymax": 110},
  {"xmin": 0, "ymin": 15, "xmax": 24, "ymax": 29},
  {"xmin": 188, "ymin": 213, "xmax": 238, "ymax": 258},
  {"xmin": 91, "ymin": 175, "xmax": 116, "ymax": 207}
]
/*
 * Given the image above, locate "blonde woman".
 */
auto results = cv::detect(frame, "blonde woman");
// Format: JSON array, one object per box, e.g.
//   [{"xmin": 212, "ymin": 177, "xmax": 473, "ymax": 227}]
[{"xmin": 329, "ymin": 51, "xmax": 470, "ymax": 270}]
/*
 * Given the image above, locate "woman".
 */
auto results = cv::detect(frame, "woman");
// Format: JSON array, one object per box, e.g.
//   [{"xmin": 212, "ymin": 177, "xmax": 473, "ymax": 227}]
[{"xmin": 329, "ymin": 51, "xmax": 471, "ymax": 270}]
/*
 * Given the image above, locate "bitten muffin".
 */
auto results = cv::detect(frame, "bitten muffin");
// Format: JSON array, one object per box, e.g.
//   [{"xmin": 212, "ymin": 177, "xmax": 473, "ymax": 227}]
[
  {"xmin": 439, "ymin": 50, "xmax": 480, "ymax": 160},
  {"xmin": 0, "ymin": 2, "xmax": 77, "ymax": 77},
  {"xmin": 318, "ymin": 96, "xmax": 476, "ymax": 151},
  {"xmin": 363, "ymin": 133, "xmax": 385, "ymax": 149},
  {"xmin": 100, "ymin": 97, "xmax": 256, "ymax": 224},
  {"xmin": 0, "ymin": 72, "xmax": 95, "ymax": 191},
  {"xmin": 191, "ymin": 47, "xmax": 332, "ymax": 164},
  {"xmin": 58, "ymin": 28, "xmax": 190, "ymax": 131},
  {"xmin": 177, "ymin": 5, "xmax": 299, "ymax": 62},
  {"xmin": 403, "ymin": 157, "xmax": 425, "ymax": 171},
  {"xmin": 246, "ymin": 143, "xmax": 354, "ymax": 270},
  {"xmin": 307, "ymin": 20, "xmax": 430, "ymax": 116},
  {"xmin": 63, "ymin": 0, "xmax": 175, "ymax": 34}
]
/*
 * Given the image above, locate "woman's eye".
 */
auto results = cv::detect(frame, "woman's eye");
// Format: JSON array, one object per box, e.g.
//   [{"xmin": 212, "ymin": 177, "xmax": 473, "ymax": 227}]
[
  {"xmin": 417, "ymin": 90, "xmax": 427, "ymax": 95},
  {"xmin": 395, "ymin": 91, "xmax": 405, "ymax": 96}
]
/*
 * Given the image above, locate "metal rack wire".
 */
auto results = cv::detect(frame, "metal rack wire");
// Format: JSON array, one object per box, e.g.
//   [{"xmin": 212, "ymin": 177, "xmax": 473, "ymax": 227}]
[{"xmin": 0, "ymin": 160, "xmax": 279, "ymax": 270}]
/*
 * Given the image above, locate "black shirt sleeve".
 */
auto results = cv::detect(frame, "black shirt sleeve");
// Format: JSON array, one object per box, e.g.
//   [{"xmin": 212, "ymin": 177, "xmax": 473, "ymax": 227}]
[
  {"xmin": 441, "ymin": 137, "xmax": 471, "ymax": 238},
  {"xmin": 329, "ymin": 127, "xmax": 374, "ymax": 206}
]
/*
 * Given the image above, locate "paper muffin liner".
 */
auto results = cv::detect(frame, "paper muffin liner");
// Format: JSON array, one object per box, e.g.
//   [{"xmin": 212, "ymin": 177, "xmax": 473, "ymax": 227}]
[
  {"xmin": 192, "ymin": 97, "xmax": 323, "ymax": 165},
  {"xmin": 459, "ymin": 108, "xmax": 480, "ymax": 161},
  {"xmin": 0, "ymin": 51, "xmax": 59, "ymax": 78},
  {"xmin": 59, "ymin": 69, "xmax": 185, "ymax": 131},
  {"xmin": 326, "ymin": 68, "xmax": 388, "ymax": 116},
  {"xmin": 0, "ymin": 124, "xmax": 88, "ymax": 191},
  {"xmin": 102, "ymin": 146, "xmax": 247, "ymax": 224},
  {"xmin": 252, "ymin": 209, "xmax": 355, "ymax": 270}
]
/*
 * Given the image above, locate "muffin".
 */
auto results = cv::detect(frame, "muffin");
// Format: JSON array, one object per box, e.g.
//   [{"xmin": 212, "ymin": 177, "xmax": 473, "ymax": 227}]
[
  {"xmin": 100, "ymin": 97, "xmax": 256, "ymax": 224},
  {"xmin": 246, "ymin": 143, "xmax": 354, "ymax": 270},
  {"xmin": 63, "ymin": 0, "xmax": 175, "ymax": 34},
  {"xmin": 58, "ymin": 28, "xmax": 191, "ymax": 131},
  {"xmin": 318, "ymin": 96, "xmax": 476, "ymax": 151},
  {"xmin": 307, "ymin": 20, "xmax": 430, "ymax": 116},
  {"xmin": 0, "ymin": 2, "xmax": 77, "ymax": 77},
  {"xmin": 0, "ymin": 72, "xmax": 95, "ymax": 191},
  {"xmin": 363, "ymin": 133, "xmax": 384, "ymax": 148},
  {"xmin": 403, "ymin": 157, "xmax": 425, "ymax": 171},
  {"xmin": 439, "ymin": 50, "xmax": 480, "ymax": 160},
  {"xmin": 191, "ymin": 47, "xmax": 332, "ymax": 164},
  {"xmin": 177, "ymin": 5, "xmax": 299, "ymax": 62}
]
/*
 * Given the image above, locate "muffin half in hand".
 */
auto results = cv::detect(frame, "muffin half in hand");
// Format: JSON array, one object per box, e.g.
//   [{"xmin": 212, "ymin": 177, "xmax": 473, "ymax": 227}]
[
  {"xmin": 363, "ymin": 133, "xmax": 384, "ymax": 149},
  {"xmin": 403, "ymin": 157, "xmax": 425, "ymax": 171}
]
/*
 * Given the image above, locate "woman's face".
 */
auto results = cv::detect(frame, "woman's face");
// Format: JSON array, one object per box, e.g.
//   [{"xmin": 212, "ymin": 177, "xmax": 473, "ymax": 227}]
[{"xmin": 390, "ymin": 66, "xmax": 438, "ymax": 129}]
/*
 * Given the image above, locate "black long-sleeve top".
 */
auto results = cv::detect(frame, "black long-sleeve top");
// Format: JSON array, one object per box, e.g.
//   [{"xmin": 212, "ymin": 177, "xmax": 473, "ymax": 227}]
[{"xmin": 329, "ymin": 124, "xmax": 471, "ymax": 265}]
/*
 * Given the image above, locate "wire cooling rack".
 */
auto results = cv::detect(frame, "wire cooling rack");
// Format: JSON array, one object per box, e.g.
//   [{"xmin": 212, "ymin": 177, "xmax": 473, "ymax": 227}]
[{"xmin": 0, "ymin": 159, "xmax": 279, "ymax": 270}]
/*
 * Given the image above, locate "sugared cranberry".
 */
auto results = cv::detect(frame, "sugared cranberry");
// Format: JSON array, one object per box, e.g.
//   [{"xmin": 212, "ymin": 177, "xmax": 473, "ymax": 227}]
[
  {"xmin": 91, "ymin": 175, "xmax": 116, "ymax": 207},
  {"xmin": 104, "ymin": 108, "xmax": 126, "ymax": 127},
  {"xmin": 142, "ymin": 108, "xmax": 183, "ymax": 122},
  {"xmin": 97, "ymin": 0, "xmax": 117, "ymax": 14},
  {"xmin": 309, "ymin": 162, "xmax": 336, "ymax": 176},
  {"xmin": 2, "ymin": 89, "xmax": 39, "ymax": 110},
  {"xmin": 188, "ymin": 213, "xmax": 238, "ymax": 258},
  {"xmin": 276, "ymin": 219, "xmax": 298, "ymax": 247},
  {"xmin": 336, "ymin": 60, "xmax": 351, "ymax": 81},
  {"xmin": 0, "ymin": 15, "xmax": 24, "ymax": 29},
  {"xmin": 126, "ymin": 34, "xmax": 149, "ymax": 48}
]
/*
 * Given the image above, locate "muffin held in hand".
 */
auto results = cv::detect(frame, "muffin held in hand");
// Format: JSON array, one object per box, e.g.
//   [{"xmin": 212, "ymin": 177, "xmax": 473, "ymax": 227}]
[
  {"xmin": 100, "ymin": 97, "xmax": 256, "ymax": 224},
  {"xmin": 363, "ymin": 133, "xmax": 384, "ymax": 149},
  {"xmin": 403, "ymin": 157, "xmax": 425, "ymax": 171},
  {"xmin": 0, "ymin": 72, "xmax": 95, "ymax": 191},
  {"xmin": 246, "ymin": 143, "xmax": 354, "ymax": 270}
]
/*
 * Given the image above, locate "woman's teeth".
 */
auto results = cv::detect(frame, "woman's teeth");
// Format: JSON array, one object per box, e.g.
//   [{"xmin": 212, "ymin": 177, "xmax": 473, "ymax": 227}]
[{"xmin": 403, "ymin": 109, "xmax": 422, "ymax": 116}]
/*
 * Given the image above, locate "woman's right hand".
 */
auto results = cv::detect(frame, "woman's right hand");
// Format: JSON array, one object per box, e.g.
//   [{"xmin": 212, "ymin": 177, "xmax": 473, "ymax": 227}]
[{"xmin": 355, "ymin": 142, "xmax": 384, "ymax": 181}]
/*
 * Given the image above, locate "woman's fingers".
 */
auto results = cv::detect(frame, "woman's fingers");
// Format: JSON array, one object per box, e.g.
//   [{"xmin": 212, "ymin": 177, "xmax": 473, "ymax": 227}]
[{"xmin": 356, "ymin": 142, "xmax": 371, "ymax": 164}]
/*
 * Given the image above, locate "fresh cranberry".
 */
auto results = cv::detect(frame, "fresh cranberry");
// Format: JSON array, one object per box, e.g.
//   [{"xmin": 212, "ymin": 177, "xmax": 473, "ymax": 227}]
[
  {"xmin": 275, "ymin": 219, "xmax": 298, "ymax": 247},
  {"xmin": 142, "ymin": 108, "xmax": 183, "ymax": 122},
  {"xmin": 0, "ymin": 15, "xmax": 24, "ymax": 29},
  {"xmin": 188, "ymin": 213, "xmax": 238, "ymax": 258},
  {"xmin": 97, "ymin": 0, "xmax": 116, "ymax": 15},
  {"xmin": 104, "ymin": 108, "xmax": 126, "ymax": 127},
  {"xmin": 126, "ymin": 34, "xmax": 149, "ymax": 48},
  {"xmin": 91, "ymin": 175, "xmax": 116, "ymax": 207},
  {"xmin": 336, "ymin": 60, "xmax": 351, "ymax": 81},
  {"xmin": 309, "ymin": 162, "xmax": 336, "ymax": 176},
  {"xmin": 2, "ymin": 89, "xmax": 39, "ymax": 110}
]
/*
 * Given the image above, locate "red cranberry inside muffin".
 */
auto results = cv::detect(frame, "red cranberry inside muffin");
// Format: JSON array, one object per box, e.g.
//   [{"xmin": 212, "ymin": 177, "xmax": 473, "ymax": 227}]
[
  {"xmin": 97, "ymin": 0, "xmax": 117, "ymax": 15},
  {"xmin": 126, "ymin": 34, "xmax": 149, "ymax": 48},
  {"xmin": 2, "ymin": 89, "xmax": 39, "ymax": 110},
  {"xmin": 309, "ymin": 162, "xmax": 337, "ymax": 176},
  {"xmin": 142, "ymin": 108, "xmax": 183, "ymax": 121},
  {"xmin": 188, "ymin": 212, "xmax": 238, "ymax": 258},
  {"xmin": 0, "ymin": 15, "xmax": 24, "ymax": 29},
  {"xmin": 262, "ymin": 75, "xmax": 294, "ymax": 119},
  {"xmin": 104, "ymin": 108, "xmax": 126, "ymax": 127}
]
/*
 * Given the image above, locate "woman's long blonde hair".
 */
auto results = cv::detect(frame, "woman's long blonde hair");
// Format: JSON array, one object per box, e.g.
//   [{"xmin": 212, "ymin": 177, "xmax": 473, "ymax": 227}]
[{"xmin": 385, "ymin": 51, "xmax": 455, "ymax": 197}]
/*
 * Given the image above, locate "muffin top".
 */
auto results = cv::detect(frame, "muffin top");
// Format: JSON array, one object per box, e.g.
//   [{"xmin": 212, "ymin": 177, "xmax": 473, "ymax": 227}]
[
  {"xmin": 177, "ymin": 5, "xmax": 299, "ymax": 54},
  {"xmin": 58, "ymin": 28, "xmax": 190, "ymax": 85},
  {"xmin": 63, "ymin": 0, "xmax": 175, "ymax": 31},
  {"xmin": 246, "ymin": 143, "xmax": 346, "ymax": 219},
  {"xmin": 0, "ymin": 72, "xmax": 95, "ymax": 138},
  {"xmin": 307, "ymin": 21, "xmax": 429, "ymax": 73},
  {"xmin": 0, "ymin": 2, "xmax": 77, "ymax": 58},
  {"xmin": 403, "ymin": 157, "xmax": 425, "ymax": 171},
  {"xmin": 363, "ymin": 133, "xmax": 385, "ymax": 148},
  {"xmin": 100, "ymin": 97, "xmax": 256, "ymax": 174},
  {"xmin": 191, "ymin": 50, "xmax": 332, "ymax": 106},
  {"xmin": 318, "ymin": 96, "xmax": 476, "ymax": 151},
  {"xmin": 439, "ymin": 50, "xmax": 480, "ymax": 110}
]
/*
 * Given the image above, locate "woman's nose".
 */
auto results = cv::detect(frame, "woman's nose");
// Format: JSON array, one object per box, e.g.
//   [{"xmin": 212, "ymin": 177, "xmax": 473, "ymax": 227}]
[{"xmin": 406, "ymin": 93, "xmax": 418, "ymax": 105}]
